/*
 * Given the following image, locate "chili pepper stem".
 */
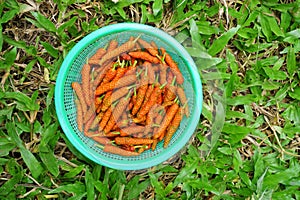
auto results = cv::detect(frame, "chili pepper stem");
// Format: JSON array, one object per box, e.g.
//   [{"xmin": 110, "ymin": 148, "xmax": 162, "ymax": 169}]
[
  {"xmin": 173, "ymin": 96, "xmax": 179, "ymax": 104},
  {"xmin": 133, "ymin": 34, "xmax": 141, "ymax": 43},
  {"xmin": 152, "ymin": 123, "xmax": 160, "ymax": 127},
  {"xmin": 111, "ymin": 131, "xmax": 121, "ymax": 135},
  {"xmin": 171, "ymin": 76, "xmax": 177, "ymax": 86},
  {"xmin": 161, "ymin": 53, "xmax": 166, "ymax": 63},
  {"xmin": 182, "ymin": 99, "xmax": 189, "ymax": 108},
  {"xmin": 125, "ymin": 90, "xmax": 133, "ymax": 99},
  {"xmin": 136, "ymin": 68, "xmax": 144, "ymax": 77},
  {"xmin": 112, "ymin": 100, "xmax": 119, "ymax": 108},
  {"xmin": 96, "ymin": 144, "xmax": 104, "ymax": 149},
  {"xmin": 156, "ymin": 54, "xmax": 163, "ymax": 63},
  {"xmin": 159, "ymin": 82, "xmax": 167, "ymax": 89}
]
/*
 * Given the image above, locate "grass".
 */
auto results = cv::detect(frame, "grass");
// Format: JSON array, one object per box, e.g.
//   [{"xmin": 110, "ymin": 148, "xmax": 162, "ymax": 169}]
[{"xmin": 0, "ymin": 0, "xmax": 300, "ymax": 199}]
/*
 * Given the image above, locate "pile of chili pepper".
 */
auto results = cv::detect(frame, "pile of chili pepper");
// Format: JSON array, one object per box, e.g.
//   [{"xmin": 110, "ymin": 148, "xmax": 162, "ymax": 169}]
[{"xmin": 72, "ymin": 36, "xmax": 189, "ymax": 156}]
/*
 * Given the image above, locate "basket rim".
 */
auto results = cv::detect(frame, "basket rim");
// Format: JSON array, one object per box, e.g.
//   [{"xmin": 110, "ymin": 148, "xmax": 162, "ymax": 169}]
[{"xmin": 54, "ymin": 22, "xmax": 203, "ymax": 170}]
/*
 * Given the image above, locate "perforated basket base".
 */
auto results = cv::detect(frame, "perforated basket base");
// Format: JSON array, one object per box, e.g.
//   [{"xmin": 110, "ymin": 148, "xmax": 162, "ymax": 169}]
[{"xmin": 55, "ymin": 23, "xmax": 202, "ymax": 170}]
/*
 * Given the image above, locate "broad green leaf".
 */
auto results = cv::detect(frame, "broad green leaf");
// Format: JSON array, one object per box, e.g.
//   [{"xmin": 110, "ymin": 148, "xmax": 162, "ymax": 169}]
[
  {"xmin": 288, "ymin": 87, "xmax": 300, "ymax": 100},
  {"xmin": 186, "ymin": 47, "xmax": 211, "ymax": 58},
  {"xmin": 69, "ymin": 192, "xmax": 86, "ymax": 200},
  {"xmin": 275, "ymin": 84, "xmax": 289, "ymax": 101},
  {"xmin": 217, "ymin": 146, "xmax": 232, "ymax": 155},
  {"xmin": 1, "ymin": 91, "xmax": 39, "ymax": 111},
  {"xmin": 202, "ymin": 103, "xmax": 213, "ymax": 122},
  {"xmin": 19, "ymin": 153, "xmax": 41, "ymax": 178},
  {"xmin": 0, "ymin": 164, "xmax": 22, "ymax": 196},
  {"xmin": 208, "ymin": 25, "xmax": 240, "ymax": 56},
  {"xmin": 46, "ymin": 85, "xmax": 55, "ymax": 109},
  {"xmin": 92, "ymin": 165, "xmax": 102, "ymax": 181},
  {"xmin": 15, "ymin": 121, "xmax": 31, "ymax": 133},
  {"xmin": 175, "ymin": 30, "xmax": 189, "ymax": 43},
  {"xmin": 49, "ymin": 182, "xmax": 86, "ymax": 195},
  {"xmin": 263, "ymin": 160, "xmax": 300, "ymax": 189},
  {"xmin": 140, "ymin": 4, "xmax": 148, "ymax": 24},
  {"xmin": 30, "ymin": 11, "xmax": 56, "ymax": 32},
  {"xmin": 287, "ymin": 46, "xmax": 296, "ymax": 77},
  {"xmin": 94, "ymin": 181, "xmax": 109, "ymax": 199},
  {"xmin": 262, "ymin": 80, "xmax": 281, "ymax": 90},
  {"xmin": 240, "ymin": 171, "xmax": 253, "ymax": 188},
  {"xmin": 267, "ymin": 2, "xmax": 295, "ymax": 11},
  {"xmin": 226, "ymin": 110, "xmax": 255, "ymax": 122},
  {"xmin": 282, "ymin": 104, "xmax": 300, "ymax": 124},
  {"xmin": 3, "ymin": 46, "xmax": 17, "ymax": 68},
  {"xmin": 0, "ymin": 158, "xmax": 8, "ymax": 165},
  {"xmin": 230, "ymin": 7, "xmax": 245, "ymax": 22},
  {"xmin": 285, "ymin": 29, "xmax": 300, "ymax": 39},
  {"xmin": 197, "ymin": 21, "xmax": 218, "ymax": 35},
  {"xmin": 159, "ymin": 165, "xmax": 178, "ymax": 173},
  {"xmin": 42, "ymin": 109, "xmax": 52, "ymax": 128},
  {"xmin": 174, "ymin": 160, "xmax": 197, "ymax": 186},
  {"xmin": 0, "ymin": 138, "xmax": 15, "ymax": 156},
  {"xmin": 256, "ymin": 167, "xmax": 268, "ymax": 195},
  {"xmin": 226, "ymin": 94, "xmax": 258, "ymax": 106},
  {"xmin": 187, "ymin": 179, "xmax": 219, "ymax": 195},
  {"xmin": 273, "ymin": 186, "xmax": 300, "ymax": 200},
  {"xmin": 146, "ymin": 8, "xmax": 163, "ymax": 23},
  {"xmin": 233, "ymin": 149, "xmax": 243, "ymax": 172},
  {"xmin": 243, "ymin": 10, "xmax": 259, "ymax": 27},
  {"xmin": 115, "ymin": 0, "xmax": 144, "ymax": 8},
  {"xmin": 201, "ymin": 72, "xmax": 231, "ymax": 80},
  {"xmin": 222, "ymin": 123, "xmax": 252, "ymax": 144},
  {"xmin": 0, "ymin": 106, "xmax": 14, "ymax": 120},
  {"xmin": 4, "ymin": 0, "xmax": 19, "ymax": 9},
  {"xmin": 40, "ymin": 122, "xmax": 59, "ymax": 148},
  {"xmin": 58, "ymin": 16, "xmax": 78, "ymax": 34},
  {"xmin": 152, "ymin": 0, "xmax": 163, "ymax": 16},
  {"xmin": 234, "ymin": 41, "xmax": 273, "ymax": 53},
  {"xmin": 280, "ymin": 12, "xmax": 292, "ymax": 32},
  {"xmin": 114, "ymin": 7, "xmax": 126, "ymax": 19},
  {"xmin": 149, "ymin": 172, "xmax": 165, "ymax": 197},
  {"xmin": 189, "ymin": 18, "xmax": 202, "ymax": 47},
  {"xmin": 210, "ymin": 102, "xmax": 225, "ymax": 152},
  {"xmin": 6, "ymin": 123, "xmax": 43, "ymax": 178},
  {"xmin": 3, "ymin": 35, "xmax": 37, "ymax": 55},
  {"xmin": 0, "ymin": 25, "xmax": 2, "ymax": 51},
  {"xmin": 273, "ymin": 57, "xmax": 285, "ymax": 70},
  {"xmin": 40, "ymin": 150, "xmax": 59, "ymax": 177},
  {"xmin": 171, "ymin": 0, "xmax": 188, "ymax": 24},
  {"xmin": 40, "ymin": 41, "xmax": 59, "ymax": 58},
  {"xmin": 206, "ymin": 3, "xmax": 219, "ymax": 17},
  {"xmin": 259, "ymin": 14, "xmax": 272, "ymax": 42},
  {"xmin": 238, "ymin": 28, "xmax": 258, "ymax": 39},
  {"xmin": 196, "ymin": 57, "xmax": 223, "ymax": 70},
  {"xmin": 24, "ymin": 59, "xmax": 36, "ymax": 74},
  {"xmin": 267, "ymin": 15, "xmax": 284, "ymax": 37},
  {"xmin": 263, "ymin": 67, "xmax": 287, "ymax": 80},
  {"xmin": 0, "ymin": 9, "xmax": 18, "ymax": 23},
  {"xmin": 85, "ymin": 167, "xmax": 94, "ymax": 200},
  {"xmin": 225, "ymin": 73, "xmax": 239, "ymax": 98},
  {"xmin": 64, "ymin": 165, "xmax": 85, "ymax": 179}
]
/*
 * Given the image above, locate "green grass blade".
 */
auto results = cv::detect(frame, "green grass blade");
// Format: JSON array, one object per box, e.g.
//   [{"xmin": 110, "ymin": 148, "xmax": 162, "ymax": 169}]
[
  {"xmin": 208, "ymin": 25, "xmax": 240, "ymax": 56},
  {"xmin": 287, "ymin": 46, "xmax": 296, "ymax": 78},
  {"xmin": 6, "ymin": 122, "xmax": 44, "ymax": 178},
  {"xmin": 153, "ymin": 0, "xmax": 163, "ymax": 16},
  {"xmin": 85, "ymin": 167, "xmax": 95, "ymax": 200}
]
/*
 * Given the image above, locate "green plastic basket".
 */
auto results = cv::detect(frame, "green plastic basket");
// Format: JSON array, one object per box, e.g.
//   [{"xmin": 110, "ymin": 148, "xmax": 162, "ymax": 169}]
[{"xmin": 55, "ymin": 23, "xmax": 202, "ymax": 170}]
